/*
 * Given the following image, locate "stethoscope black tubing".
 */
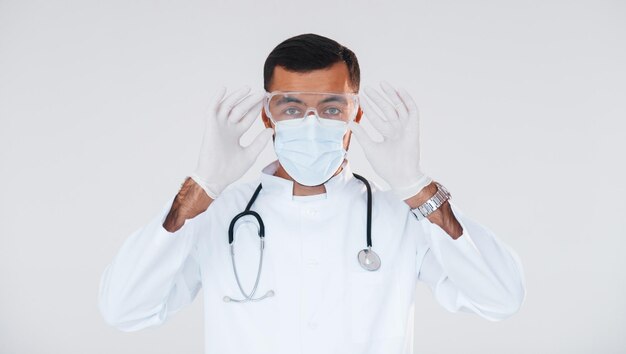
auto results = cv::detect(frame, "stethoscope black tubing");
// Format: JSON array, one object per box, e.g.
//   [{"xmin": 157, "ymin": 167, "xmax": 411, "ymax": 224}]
[
  {"xmin": 228, "ymin": 173, "xmax": 372, "ymax": 248},
  {"xmin": 351, "ymin": 173, "xmax": 373, "ymax": 248},
  {"xmin": 228, "ymin": 184, "xmax": 264, "ymax": 244}
]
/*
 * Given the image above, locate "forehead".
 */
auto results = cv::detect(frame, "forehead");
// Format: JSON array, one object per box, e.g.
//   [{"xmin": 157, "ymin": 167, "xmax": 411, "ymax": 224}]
[{"xmin": 269, "ymin": 61, "xmax": 353, "ymax": 93}]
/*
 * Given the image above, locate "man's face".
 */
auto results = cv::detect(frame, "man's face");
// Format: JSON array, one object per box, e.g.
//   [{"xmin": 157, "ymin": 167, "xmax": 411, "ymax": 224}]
[{"xmin": 261, "ymin": 61, "xmax": 363, "ymax": 150}]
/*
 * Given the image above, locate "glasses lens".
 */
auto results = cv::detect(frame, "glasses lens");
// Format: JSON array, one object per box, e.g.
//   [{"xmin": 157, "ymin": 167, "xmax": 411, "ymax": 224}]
[{"xmin": 267, "ymin": 92, "xmax": 357, "ymax": 123}]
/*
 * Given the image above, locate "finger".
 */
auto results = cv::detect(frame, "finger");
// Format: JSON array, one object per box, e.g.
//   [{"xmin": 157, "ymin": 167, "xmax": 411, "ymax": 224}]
[
  {"xmin": 397, "ymin": 87, "xmax": 419, "ymax": 118},
  {"xmin": 363, "ymin": 86, "xmax": 402, "ymax": 134},
  {"xmin": 217, "ymin": 86, "xmax": 252, "ymax": 122},
  {"xmin": 202, "ymin": 87, "xmax": 227, "ymax": 131},
  {"xmin": 205, "ymin": 86, "xmax": 227, "ymax": 116},
  {"xmin": 360, "ymin": 95, "xmax": 395, "ymax": 138},
  {"xmin": 243, "ymin": 128, "xmax": 274, "ymax": 160},
  {"xmin": 347, "ymin": 120, "xmax": 374, "ymax": 149},
  {"xmin": 380, "ymin": 81, "xmax": 408, "ymax": 122},
  {"xmin": 396, "ymin": 87, "xmax": 420, "ymax": 129},
  {"xmin": 363, "ymin": 86, "xmax": 400, "ymax": 123},
  {"xmin": 227, "ymin": 91, "xmax": 264, "ymax": 125},
  {"xmin": 237, "ymin": 99, "xmax": 263, "ymax": 132}
]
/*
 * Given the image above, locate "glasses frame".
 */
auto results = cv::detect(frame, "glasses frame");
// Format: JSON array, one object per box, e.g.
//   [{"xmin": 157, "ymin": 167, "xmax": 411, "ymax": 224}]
[{"xmin": 263, "ymin": 90, "xmax": 360, "ymax": 125}]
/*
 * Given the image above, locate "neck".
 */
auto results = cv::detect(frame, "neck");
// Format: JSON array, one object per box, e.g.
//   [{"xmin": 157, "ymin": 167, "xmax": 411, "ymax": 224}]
[{"xmin": 274, "ymin": 163, "xmax": 344, "ymax": 196}]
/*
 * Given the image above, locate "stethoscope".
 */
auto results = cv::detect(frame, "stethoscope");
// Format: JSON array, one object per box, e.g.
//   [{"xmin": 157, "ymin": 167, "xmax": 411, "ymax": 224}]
[{"xmin": 223, "ymin": 173, "xmax": 380, "ymax": 303}]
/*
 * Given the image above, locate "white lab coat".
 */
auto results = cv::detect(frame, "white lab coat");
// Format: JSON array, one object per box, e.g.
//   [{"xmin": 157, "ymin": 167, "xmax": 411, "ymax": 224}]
[{"xmin": 98, "ymin": 159, "xmax": 526, "ymax": 354}]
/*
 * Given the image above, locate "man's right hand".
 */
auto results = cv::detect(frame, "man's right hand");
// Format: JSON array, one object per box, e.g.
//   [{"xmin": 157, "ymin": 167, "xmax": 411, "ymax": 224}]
[
  {"xmin": 190, "ymin": 86, "xmax": 274, "ymax": 199},
  {"xmin": 163, "ymin": 86, "xmax": 273, "ymax": 232}
]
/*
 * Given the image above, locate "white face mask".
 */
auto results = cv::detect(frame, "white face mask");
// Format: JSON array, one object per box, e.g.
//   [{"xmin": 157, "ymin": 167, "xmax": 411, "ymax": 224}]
[{"xmin": 273, "ymin": 115, "xmax": 348, "ymax": 186}]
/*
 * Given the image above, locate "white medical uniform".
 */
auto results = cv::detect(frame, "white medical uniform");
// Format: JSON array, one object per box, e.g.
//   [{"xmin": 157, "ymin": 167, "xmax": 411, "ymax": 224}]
[{"xmin": 98, "ymin": 159, "xmax": 526, "ymax": 354}]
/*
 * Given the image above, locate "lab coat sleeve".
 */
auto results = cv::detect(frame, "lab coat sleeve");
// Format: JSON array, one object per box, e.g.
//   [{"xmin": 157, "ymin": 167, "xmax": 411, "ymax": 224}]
[
  {"xmin": 414, "ymin": 200, "xmax": 526, "ymax": 321},
  {"xmin": 98, "ymin": 195, "xmax": 203, "ymax": 332}
]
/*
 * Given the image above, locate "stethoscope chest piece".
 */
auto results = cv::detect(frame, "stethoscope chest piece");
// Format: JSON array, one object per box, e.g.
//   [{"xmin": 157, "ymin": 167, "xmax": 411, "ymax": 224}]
[{"xmin": 357, "ymin": 247, "xmax": 381, "ymax": 271}]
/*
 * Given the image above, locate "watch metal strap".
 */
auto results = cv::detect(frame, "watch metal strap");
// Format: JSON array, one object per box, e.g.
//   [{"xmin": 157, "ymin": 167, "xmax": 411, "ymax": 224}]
[{"xmin": 411, "ymin": 182, "xmax": 451, "ymax": 221}]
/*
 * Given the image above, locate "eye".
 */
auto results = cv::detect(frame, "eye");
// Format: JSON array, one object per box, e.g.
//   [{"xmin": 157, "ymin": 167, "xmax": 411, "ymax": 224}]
[
  {"xmin": 284, "ymin": 107, "xmax": 302, "ymax": 116},
  {"xmin": 324, "ymin": 107, "xmax": 342, "ymax": 115}
]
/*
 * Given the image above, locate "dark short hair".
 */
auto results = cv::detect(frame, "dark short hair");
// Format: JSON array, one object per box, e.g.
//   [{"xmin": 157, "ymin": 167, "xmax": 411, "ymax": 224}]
[{"xmin": 263, "ymin": 33, "xmax": 360, "ymax": 92}]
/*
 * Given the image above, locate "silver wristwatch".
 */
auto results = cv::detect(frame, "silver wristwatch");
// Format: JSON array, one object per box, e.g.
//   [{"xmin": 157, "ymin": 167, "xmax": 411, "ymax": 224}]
[{"xmin": 410, "ymin": 182, "xmax": 451, "ymax": 221}]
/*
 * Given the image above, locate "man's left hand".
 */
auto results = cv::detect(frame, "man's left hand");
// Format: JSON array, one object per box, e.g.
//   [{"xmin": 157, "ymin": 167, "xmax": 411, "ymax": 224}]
[{"xmin": 348, "ymin": 81, "xmax": 433, "ymax": 201}]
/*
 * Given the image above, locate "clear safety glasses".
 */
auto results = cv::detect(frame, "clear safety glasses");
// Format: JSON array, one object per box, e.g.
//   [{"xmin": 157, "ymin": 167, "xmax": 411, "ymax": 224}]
[{"xmin": 263, "ymin": 91, "xmax": 360, "ymax": 126}]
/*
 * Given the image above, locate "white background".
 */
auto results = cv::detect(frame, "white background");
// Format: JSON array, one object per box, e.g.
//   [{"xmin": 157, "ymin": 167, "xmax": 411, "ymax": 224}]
[{"xmin": 1, "ymin": 0, "xmax": 624, "ymax": 353}]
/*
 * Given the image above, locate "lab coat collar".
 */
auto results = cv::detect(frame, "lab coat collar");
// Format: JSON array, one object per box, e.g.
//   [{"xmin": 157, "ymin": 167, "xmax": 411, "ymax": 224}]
[{"xmin": 259, "ymin": 159, "xmax": 354, "ymax": 200}]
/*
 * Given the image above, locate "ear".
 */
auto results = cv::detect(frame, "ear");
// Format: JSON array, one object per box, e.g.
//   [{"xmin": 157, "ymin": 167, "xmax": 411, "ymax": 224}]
[
  {"xmin": 354, "ymin": 106, "xmax": 363, "ymax": 124},
  {"xmin": 344, "ymin": 107, "xmax": 363, "ymax": 151},
  {"xmin": 261, "ymin": 108, "xmax": 274, "ymax": 129}
]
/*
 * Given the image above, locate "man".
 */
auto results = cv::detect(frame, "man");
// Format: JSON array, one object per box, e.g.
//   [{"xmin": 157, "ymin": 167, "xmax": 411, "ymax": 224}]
[{"xmin": 98, "ymin": 33, "xmax": 526, "ymax": 354}]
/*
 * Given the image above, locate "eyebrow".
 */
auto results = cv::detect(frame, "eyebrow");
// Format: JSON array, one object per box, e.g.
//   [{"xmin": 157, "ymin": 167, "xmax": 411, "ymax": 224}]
[
  {"xmin": 275, "ymin": 96, "xmax": 304, "ymax": 105},
  {"xmin": 320, "ymin": 96, "xmax": 348, "ymax": 104},
  {"xmin": 275, "ymin": 95, "xmax": 348, "ymax": 105}
]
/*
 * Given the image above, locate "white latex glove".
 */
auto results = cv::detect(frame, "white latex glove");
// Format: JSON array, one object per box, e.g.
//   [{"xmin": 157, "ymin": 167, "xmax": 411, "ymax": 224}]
[
  {"xmin": 348, "ymin": 81, "xmax": 432, "ymax": 200},
  {"xmin": 189, "ymin": 86, "xmax": 274, "ymax": 199}
]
